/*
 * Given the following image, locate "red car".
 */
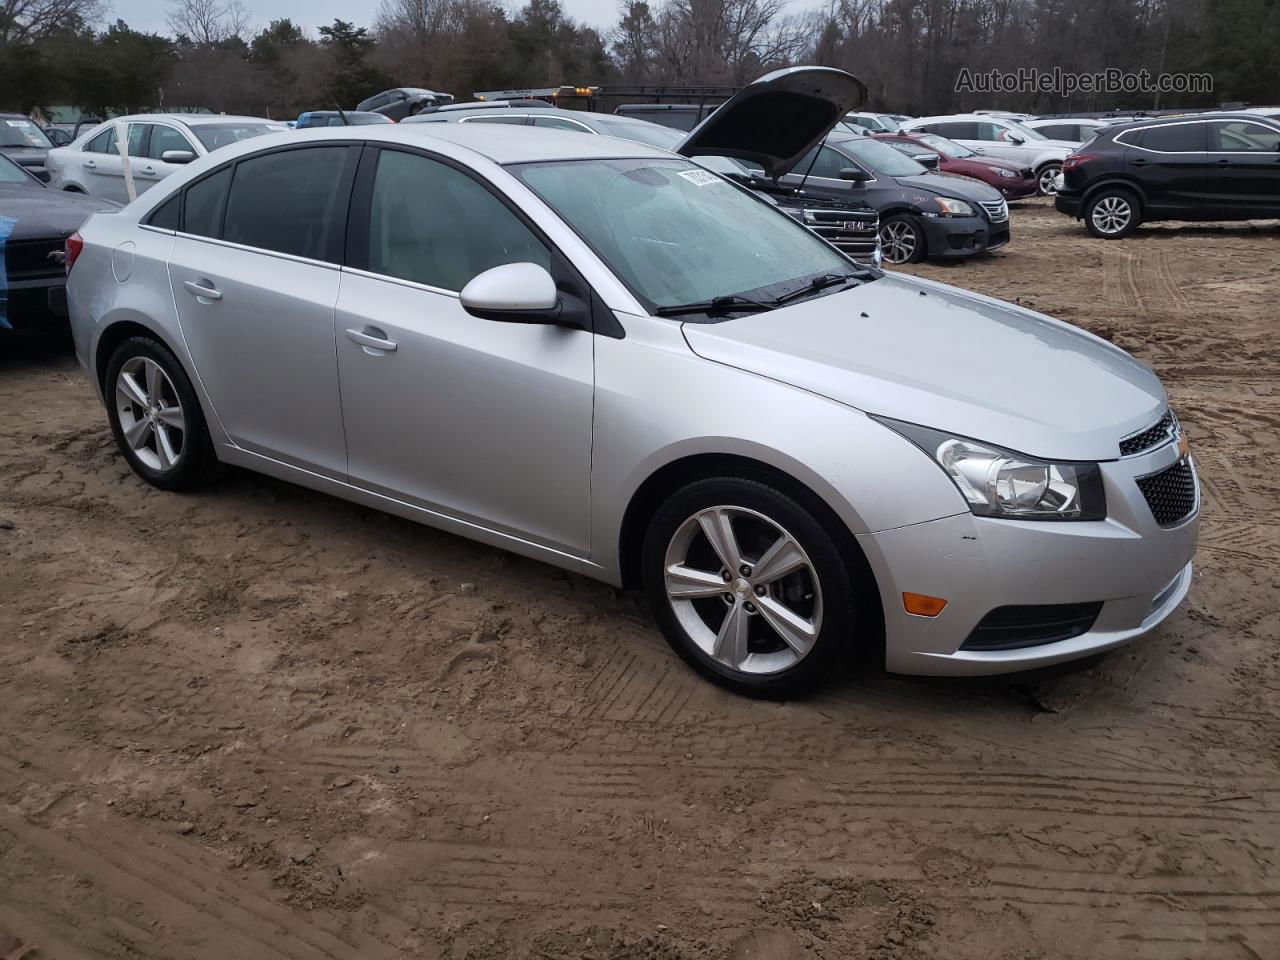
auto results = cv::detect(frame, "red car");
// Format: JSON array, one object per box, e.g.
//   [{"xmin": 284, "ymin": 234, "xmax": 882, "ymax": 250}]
[{"xmin": 872, "ymin": 131, "xmax": 1040, "ymax": 200}]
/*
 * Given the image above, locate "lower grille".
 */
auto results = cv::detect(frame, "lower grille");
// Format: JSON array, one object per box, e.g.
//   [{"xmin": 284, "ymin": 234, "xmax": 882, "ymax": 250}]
[
  {"xmin": 962, "ymin": 602, "xmax": 1104, "ymax": 651},
  {"xmin": 1136, "ymin": 459, "xmax": 1196, "ymax": 526},
  {"xmin": 979, "ymin": 199, "xmax": 1009, "ymax": 223}
]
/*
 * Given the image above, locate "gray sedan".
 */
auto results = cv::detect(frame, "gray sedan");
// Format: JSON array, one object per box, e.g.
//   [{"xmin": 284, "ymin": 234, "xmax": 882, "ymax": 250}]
[{"xmin": 64, "ymin": 119, "xmax": 1198, "ymax": 697}]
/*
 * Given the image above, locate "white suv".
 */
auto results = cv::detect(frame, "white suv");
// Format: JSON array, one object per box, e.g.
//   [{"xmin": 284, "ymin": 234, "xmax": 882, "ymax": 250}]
[{"xmin": 904, "ymin": 114, "xmax": 1077, "ymax": 195}]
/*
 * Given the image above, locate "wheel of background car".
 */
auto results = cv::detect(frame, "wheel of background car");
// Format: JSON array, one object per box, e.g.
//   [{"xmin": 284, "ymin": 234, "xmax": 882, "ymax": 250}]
[
  {"xmin": 1037, "ymin": 162, "xmax": 1063, "ymax": 196},
  {"xmin": 879, "ymin": 214, "xmax": 925, "ymax": 264},
  {"xmin": 1084, "ymin": 188, "xmax": 1140, "ymax": 240},
  {"xmin": 641, "ymin": 477, "xmax": 859, "ymax": 698},
  {"xmin": 105, "ymin": 336, "xmax": 222, "ymax": 491}
]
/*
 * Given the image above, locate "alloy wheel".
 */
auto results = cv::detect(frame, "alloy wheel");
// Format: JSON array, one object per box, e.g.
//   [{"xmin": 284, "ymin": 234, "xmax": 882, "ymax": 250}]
[
  {"xmin": 115, "ymin": 356, "xmax": 186, "ymax": 472},
  {"xmin": 1039, "ymin": 166, "xmax": 1061, "ymax": 195},
  {"xmin": 663, "ymin": 505, "xmax": 823, "ymax": 675},
  {"xmin": 879, "ymin": 220, "xmax": 917, "ymax": 264},
  {"xmin": 1091, "ymin": 195, "xmax": 1132, "ymax": 235}
]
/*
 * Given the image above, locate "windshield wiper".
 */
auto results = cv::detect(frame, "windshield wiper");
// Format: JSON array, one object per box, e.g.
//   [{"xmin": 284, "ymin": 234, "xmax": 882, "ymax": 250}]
[
  {"xmin": 771, "ymin": 273, "xmax": 865, "ymax": 307},
  {"xmin": 654, "ymin": 294, "xmax": 774, "ymax": 317}
]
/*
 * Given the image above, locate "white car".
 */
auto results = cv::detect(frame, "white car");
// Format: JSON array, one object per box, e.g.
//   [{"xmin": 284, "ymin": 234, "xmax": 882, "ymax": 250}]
[
  {"xmin": 1025, "ymin": 117, "xmax": 1114, "ymax": 144},
  {"xmin": 45, "ymin": 114, "xmax": 288, "ymax": 203},
  {"xmin": 903, "ymin": 114, "xmax": 1077, "ymax": 195}
]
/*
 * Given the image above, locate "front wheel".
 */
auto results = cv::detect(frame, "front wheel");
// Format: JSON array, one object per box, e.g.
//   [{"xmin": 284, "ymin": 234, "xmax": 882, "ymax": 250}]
[
  {"xmin": 879, "ymin": 214, "xmax": 926, "ymax": 264},
  {"xmin": 1084, "ymin": 188, "xmax": 1141, "ymax": 239},
  {"xmin": 1037, "ymin": 162, "xmax": 1062, "ymax": 196},
  {"xmin": 641, "ymin": 477, "xmax": 860, "ymax": 698}
]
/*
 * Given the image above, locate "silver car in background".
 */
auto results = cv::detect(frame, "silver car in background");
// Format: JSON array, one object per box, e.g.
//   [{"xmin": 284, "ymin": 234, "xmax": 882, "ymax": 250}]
[{"xmin": 64, "ymin": 68, "xmax": 1198, "ymax": 698}]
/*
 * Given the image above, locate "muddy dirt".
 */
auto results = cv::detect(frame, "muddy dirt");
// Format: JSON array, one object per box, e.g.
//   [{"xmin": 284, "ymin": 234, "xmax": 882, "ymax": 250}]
[{"xmin": 1, "ymin": 199, "xmax": 1278, "ymax": 959}]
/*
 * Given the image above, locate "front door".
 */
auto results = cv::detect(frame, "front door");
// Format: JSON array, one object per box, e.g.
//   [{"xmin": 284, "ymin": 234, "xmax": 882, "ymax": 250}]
[
  {"xmin": 1205, "ymin": 118, "xmax": 1280, "ymax": 214},
  {"xmin": 1121, "ymin": 121, "xmax": 1208, "ymax": 212},
  {"xmin": 335, "ymin": 147, "xmax": 595, "ymax": 555}
]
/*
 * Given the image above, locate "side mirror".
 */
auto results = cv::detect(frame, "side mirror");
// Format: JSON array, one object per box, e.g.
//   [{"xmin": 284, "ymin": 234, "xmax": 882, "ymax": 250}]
[
  {"xmin": 1006, "ymin": 134, "xmax": 1025, "ymax": 145},
  {"xmin": 161, "ymin": 150, "xmax": 195, "ymax": 164},
  {"xmin": 460, "ymin": 262, "xmax": 565, "ymax": 325},
  {"xmin": 839, "ymin": 166, "xmax": 871, "ymax": 183},
  {"xmin": 916, "ymin": 154, "xmax": 939, "ymax": 171}
]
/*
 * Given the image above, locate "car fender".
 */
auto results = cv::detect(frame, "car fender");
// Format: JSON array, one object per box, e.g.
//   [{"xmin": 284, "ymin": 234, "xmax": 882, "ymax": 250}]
[
  {"xmin": 1029, "ymin": 147, "xmax": 1070, "ymax": 169},
  {"xmin": 1078, "ymin": 175, "xmax": 1149, "ymax": 210}
]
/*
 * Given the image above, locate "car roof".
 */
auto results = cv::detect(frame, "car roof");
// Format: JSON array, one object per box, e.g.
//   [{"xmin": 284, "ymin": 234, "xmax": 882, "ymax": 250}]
[
  {"xmin": 80, "ymin": 113, "xmax": 279, "ymax": 127},
  {"xmin": 1103, "ymin": 112, "xmax": 1280, "ymax": 133},
  {"xmin": 907, "ymin": 114, "xmax": 1021, "ymax": 124}
]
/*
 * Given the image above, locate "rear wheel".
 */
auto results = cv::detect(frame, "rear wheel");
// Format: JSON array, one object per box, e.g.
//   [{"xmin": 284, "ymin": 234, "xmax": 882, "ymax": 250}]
[
  {"xmin": 1084, "ymin": 188, "xmax": 1140, "ymax": 239},
  {"xmin": 1036, "ymin": 162, "xmax": 1062, "ymax": 196},
  {"xmin": 879, "ymin": 214, "xmax": 925, "ymax": 264},
  {"xmin": 641, "ymin": 477, "xmax": 860, "ymax": 698},
  {"xmin": 105, "ymin": 336, "xmax": 222, "ymax": 490}
]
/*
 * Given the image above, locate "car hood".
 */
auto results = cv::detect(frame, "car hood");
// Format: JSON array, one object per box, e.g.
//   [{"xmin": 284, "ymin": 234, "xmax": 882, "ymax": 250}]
[
  {"xmin": 0, "ymin": 184, "xmax": 118, "ymax": 241},
  {"xmin": 891, "ymin": 172, "xmax": 1003, "ymax": 202},
  {"xmin": 676, "ymin": 66, "xmax": 868, "ymax": 179},
  {"xmin": 681, "ymin": 272, "xmax": 1165, "ymax": 461}
]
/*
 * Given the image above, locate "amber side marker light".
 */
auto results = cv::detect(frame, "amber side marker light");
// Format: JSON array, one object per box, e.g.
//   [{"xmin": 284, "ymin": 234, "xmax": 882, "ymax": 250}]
[{"xmin": 903, "ymin": 592, "xmax": 948, "ymax": 617}]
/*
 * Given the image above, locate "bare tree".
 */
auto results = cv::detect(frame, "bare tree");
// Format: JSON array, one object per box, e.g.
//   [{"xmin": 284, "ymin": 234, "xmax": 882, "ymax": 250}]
[
  {"xmin": 166, "ymin": 0, "xmax": 249, "ymax": 45},
  {"xmin": 0, "ymin": 0, "xmax": 104, "ymax": 44}
]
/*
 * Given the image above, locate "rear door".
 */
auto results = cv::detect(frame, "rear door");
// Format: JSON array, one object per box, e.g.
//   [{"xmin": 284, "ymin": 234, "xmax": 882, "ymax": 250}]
[
  {"xmin": 1120, "ymin": 121, "xmax": 1208, "ymax": 212},
  {"xmin": 166, "ymin": 144, "xmax": 360, "ymax": 478},
  {"xmin": 1205, "ymin": 119, "xmax": 1280, "ymax": 214},
  {"xmin": 79, "ymin": 126, "xmax": 127, "ymax": 200}
]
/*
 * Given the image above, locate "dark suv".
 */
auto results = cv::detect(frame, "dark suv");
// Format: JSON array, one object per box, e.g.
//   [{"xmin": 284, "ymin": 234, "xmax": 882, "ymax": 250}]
[{"xmin": 1055, "ymin": 113, "xmax": 1280, "ymax": 238}]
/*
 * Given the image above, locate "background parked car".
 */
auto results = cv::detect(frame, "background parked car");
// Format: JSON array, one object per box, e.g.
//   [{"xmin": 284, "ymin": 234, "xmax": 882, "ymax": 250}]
[
  {"xmin": 43, "ymin": 126, "xmax": 75, "ymax": 147},
  {"xmin": 904, "ymin": 113, "xmax": 1077, "ymax": 195},
  {"xmin": 0, "ymin": 153, "xmax": 116, "ymax": 332},
  {"xmin": 45, "ymin": 115, "xmax": 288, "ymax": 202},
  {"xmin": 357, "ymin": 88, "xmax": 454, "ymax": 120},
  {"xmin": 0, "ymin": 113, "xmax": 56, "ymax": 181},
  {"xmin": 612, "ymin": 103, "xmax": 718, "ymax": 131},
  {"xmin": 841, "ymin": 112, "xmax": 901, "ymax": 132},
  {"xmin": 1055, "ymin": 112, "xmax": 1280, "ymax": 238},
  {"xmin": 1025, "ymin": 117, "xmax": 1113, "ymax": 143},
  {"xmin": 405, "ymin": 103, "xmax": 882, "ymax": 265},
  {"xmin": 295, "ymin": 111, "xmax": 394, "ymax": 128},
  {"xmin": 872, "ymin": 130, "xmax": 1038, "ymax": 199}
]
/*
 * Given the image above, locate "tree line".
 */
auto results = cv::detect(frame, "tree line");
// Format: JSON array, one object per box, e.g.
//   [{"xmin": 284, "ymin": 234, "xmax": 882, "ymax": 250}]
[{"xmin": 0, "ymin": 0, "xmax": 1274, "ymax": 121}]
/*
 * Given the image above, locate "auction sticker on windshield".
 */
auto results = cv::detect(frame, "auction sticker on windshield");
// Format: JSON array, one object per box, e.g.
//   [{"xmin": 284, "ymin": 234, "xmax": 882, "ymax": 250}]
[{"xmin": 678, "ymin": 169, "xmax": 722, "ymax": 187}]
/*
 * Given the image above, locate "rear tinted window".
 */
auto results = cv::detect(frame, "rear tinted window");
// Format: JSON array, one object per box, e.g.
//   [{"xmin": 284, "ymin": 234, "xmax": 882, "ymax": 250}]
[
  {"xmin": 183, "ymin": 166, "xmax": 231, "ymax": 238},
  {"xmin": 1128, "ymin": 123, "xmax": 1205, "ymax": 152},
  {"xmin": 147, "ymin": 193, "xmax": 181, "ymax": 230},
  {"xmin": 221, "ymin": 146, "xmax": 355, "ymax": 262}
]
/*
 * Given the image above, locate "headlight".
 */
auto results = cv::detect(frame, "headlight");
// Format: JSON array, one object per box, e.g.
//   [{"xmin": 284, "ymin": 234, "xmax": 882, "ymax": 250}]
[
  {"xmin": 993, "ymin": 167, "xmax": 1015, "ymax": 178},
  {"xmin": 876, "ymin": 418, "xmax": 1106, "ymax": 521},
  {"xmin": 932, "ymin": 197, "xmax": 975, "ymax": 217}
]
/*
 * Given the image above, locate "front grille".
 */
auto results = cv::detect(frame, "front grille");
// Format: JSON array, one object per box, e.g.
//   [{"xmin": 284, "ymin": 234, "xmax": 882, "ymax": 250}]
[
  {"xmin": 3, "ymin": 239, "xmax": 66, "ymax": 281},
  {"xmin": 962, "ymin": 602, "xmax": 1104, "ymax": 651},
  {"xmin": 1120, "ymin": 410, "xmax": 1176, "ymax": 456},
  {"xmin": 979, "ymin": 199, "xmax": 1008, "ymax": 223},
  {"xmin": 1136, "ymin": 459, "xmax": 1197, "ymax": 527}
]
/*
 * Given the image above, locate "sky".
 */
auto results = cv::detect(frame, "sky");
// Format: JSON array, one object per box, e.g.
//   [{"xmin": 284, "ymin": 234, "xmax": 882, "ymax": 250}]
[{"xmin": 108, "ymin": 0, "xmax": 626, "ymax": 36}]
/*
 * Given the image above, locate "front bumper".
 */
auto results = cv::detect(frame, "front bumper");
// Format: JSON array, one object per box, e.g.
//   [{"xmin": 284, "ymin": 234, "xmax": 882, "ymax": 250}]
[
  {"xmin": 859, "ymin": 439, "xmax": 1199, "ymax": 676},
  {"xmin": 999, "ymin": 179, "xmax": 1039, "ymax": 200},
  {"xmin": 920, "ymin": 214, "xmax": 1009, "ymax": 259}
]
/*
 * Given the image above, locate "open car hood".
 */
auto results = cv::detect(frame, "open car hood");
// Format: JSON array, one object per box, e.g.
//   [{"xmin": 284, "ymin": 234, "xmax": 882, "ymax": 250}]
[{"xmin": 676, "ymin": 67, "xmax": 868, "ymax": 179}]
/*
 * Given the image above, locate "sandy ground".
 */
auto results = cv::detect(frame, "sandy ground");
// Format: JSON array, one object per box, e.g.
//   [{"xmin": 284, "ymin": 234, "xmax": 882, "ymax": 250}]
[{"xmin": 1, "ymin": 199, "xmax": 1278, "ymax": 960}]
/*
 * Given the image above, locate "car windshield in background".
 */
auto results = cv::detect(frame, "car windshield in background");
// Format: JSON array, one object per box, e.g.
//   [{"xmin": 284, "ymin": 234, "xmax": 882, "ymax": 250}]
[
  {"xmin": 192, "ymin": 123, "xmax": 286, "ymax": 151},
  {"xmin": 0, "ymin": 154, "xmax": 31, "ymax": 182},
  {"xmin": 0, "ymin": 118, "xmax": 53, "ymax": 149},
  {"xmin": 915, "ymin": 132, "xmax": 975, "ymax": 158},
  {"xmin": 1006, "ymin": 120, "xmax": 1047, "ymax": 141},
  {"xmin": 511, "ymin": 157, "xmax": 860, "ymax": 313},
  {"xmin": 591, "ymin": 116, "xmax": 684, "ymax": 149},
  {"xmin": 834, "ymin": 136, "xmax": 928, "ymax": 177}
]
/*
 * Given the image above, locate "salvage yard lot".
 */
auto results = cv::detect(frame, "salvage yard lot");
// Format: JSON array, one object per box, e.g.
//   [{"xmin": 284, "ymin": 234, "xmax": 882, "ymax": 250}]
[{"xmin": 1, "ymin": 199, "xmax": 1278, "ymax": 959}]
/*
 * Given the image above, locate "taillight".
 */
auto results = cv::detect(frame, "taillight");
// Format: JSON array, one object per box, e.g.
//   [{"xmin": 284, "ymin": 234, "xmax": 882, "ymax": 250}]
[
  {"xmin": 64, "ymin": 232, "xmax": 83, "ymax": 274},
  {"xmin": 1061, "ymin": 154, "xmax": 1095, "ymax": 173}
]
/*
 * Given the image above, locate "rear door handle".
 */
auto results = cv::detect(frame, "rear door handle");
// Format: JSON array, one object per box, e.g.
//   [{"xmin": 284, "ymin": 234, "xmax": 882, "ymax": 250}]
[
  {"xmin": 142, "ymin": 165, "xmax": 156, "ymax": 176},
  {"xmin": 84, "ymin": 159, "xmax": 97, "ymax": 169},
  {"xmin": 183, "ymin": 279, "xmax": 222, "ymax": 301},
  {"xmin": 1129, "ymin": 158, "xmax": 1148, "ymax": 166},
  {"xmin": 345, "ymin": 327, "xmax": 398, "ymax": 353},
  {"xmin": 1216, "ymin": 158, "xmax": 1231, "ymax": 166}
]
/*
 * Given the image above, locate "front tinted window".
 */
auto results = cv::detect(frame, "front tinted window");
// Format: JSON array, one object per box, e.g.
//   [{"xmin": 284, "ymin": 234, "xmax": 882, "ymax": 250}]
[
  {"xmin": 1212, "ymin": 121, "xmax": 1280, "ymax": 152},
  {"xmin": 797, "ymin": 144, "xmax": 852, "ymax": 179},
  {"xmin": 931, "ymin": 122, "xmax": 977, "ymax": 140},
  {"xmin": 1131, "ymin": 123, "xmax": 1205, "ymax": 152},
  {"xmin": 222, "ymin": 147, "xmax": 353, "ymax": 261},
  {"xmin": 832, "ymin": 136, "xmax": 928, "ymax": 176},
  {"xmin": 974, "ymin": 122, "xmax": 1005, "ymax": 141},
  {"xmin": 192, "ymin": 123, "xmax": 286, "ymax": 152},
  {"xmin": 0, "ymin": 117, "xmax": 53, "ymax": 149},
  {"xmin": 183, "ymin": 166, "xmax": 231, "ymax": 237},
  {"xmin": 148, "ymin": 125, "xmax": 195, "ymax": 160},
  {"xmin": 512, "ymin": 157, "xmax": 852, "ymax": 310},
  {"xmin": 366, "ymin": 149, "xmax": 549, "ymax": 290}
]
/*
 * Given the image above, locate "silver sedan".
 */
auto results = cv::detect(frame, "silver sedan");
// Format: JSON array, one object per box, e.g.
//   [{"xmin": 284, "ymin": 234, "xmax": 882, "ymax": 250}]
[{"xmin": 64, "ymin": 123, "xmax": 1199, "ymax": 697}]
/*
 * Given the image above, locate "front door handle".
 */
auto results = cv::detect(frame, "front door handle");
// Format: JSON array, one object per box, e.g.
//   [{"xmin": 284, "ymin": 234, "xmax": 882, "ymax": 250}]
[
  {"xmin": 183, "ymin": 279, "xmax": 222, "ymax": 301},
  {"xmin": 141, "ymin": 165, "xmax": 156, "ymax": 176},
  {"xmin": 1216, "ymin": 158, "xmax": 1231, "ymax": 166},
  {"xmin": 345, "ymin": 327, "xmax": 398, "ymax": 353},
  {"xmin": 84, "ymin": 159, "xmax": 97, "ymax": 169}
]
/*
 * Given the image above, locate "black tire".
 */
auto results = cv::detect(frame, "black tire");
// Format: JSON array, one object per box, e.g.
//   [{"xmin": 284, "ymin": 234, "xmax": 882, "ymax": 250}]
[
  {"xmin": 1036, "ymin": 161, "xmax": 1063, "ymax": 196},
  {"xmin": 878, "ymin": 213, "xmax": 926, "ymax": 264},
  {"xmin": 640, "ymin": 477, "xmax": 860, "ymax": 699},
  {"xmin": 1084, "ymin": 188, "xmax": 1141, "ymax": 239},
  {"xmin": 104, "ymin": 335, "xmax": 222, "ymax": 491}
]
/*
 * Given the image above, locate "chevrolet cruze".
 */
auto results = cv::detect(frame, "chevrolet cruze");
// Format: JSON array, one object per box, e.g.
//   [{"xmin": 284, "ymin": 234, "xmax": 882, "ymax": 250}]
[{"xmin": 64, "ymin": 69, "xmax": 1199, "ymax": 697}]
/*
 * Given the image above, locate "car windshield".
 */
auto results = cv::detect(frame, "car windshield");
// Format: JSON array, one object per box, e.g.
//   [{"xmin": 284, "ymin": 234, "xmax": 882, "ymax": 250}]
[
  {"xmin": 591, "ymin": 116, "xmax": 684, "ymax": 149},
  {"xmin": 0, "ymin": 153, "xmax": 33, "ymax": 182},
  {"xmin": 511, "ymin": 157, "xmax": 860, "ymax": 312},
  {"xmin": 0, "ymin": 118, "xmax": 53, "ymax": 149},
  {"xmin": 1005, "ymin": 119, "xmax": 1048, "ymax": 141},
  {"xmin": 915, "ymin": 132, "xmax": 974, "ymax": 158},
  {"xmin": 876, "ymin": 115, "xmax": 901, "ymax": 132},
  {"xmin": 192, "ymin": 122, "xmax": 286, "ymax": 151},
  {"xmin": 832, "ymin": 136, "xmax": 928, "ymax": 176}
]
